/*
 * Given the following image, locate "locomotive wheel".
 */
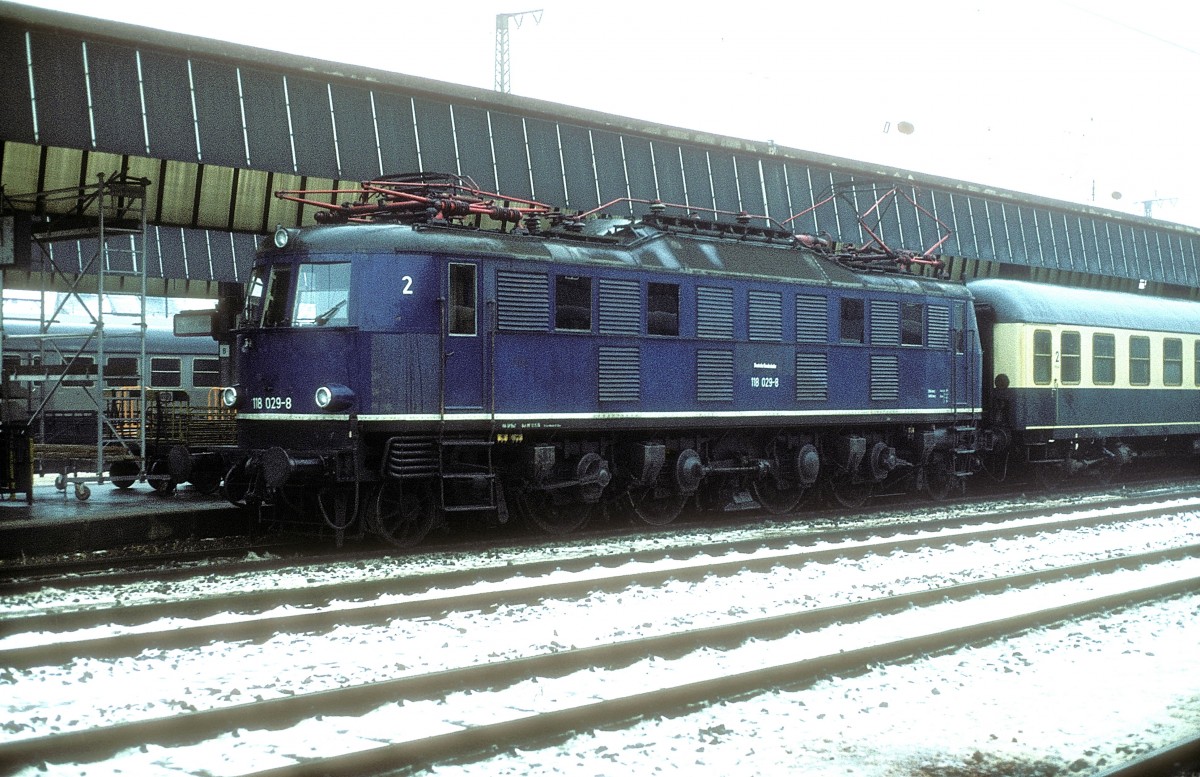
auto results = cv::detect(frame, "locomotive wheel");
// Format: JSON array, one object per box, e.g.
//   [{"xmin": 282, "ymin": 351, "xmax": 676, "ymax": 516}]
[
  {"xmin": 1034, "ymin": 462, "xmax": 1068, "ymax": 491},
  {"xmin": 221, "ymin": 460, "xmax": 253, "ymax": 506},
  {"xmin": 750, "ymin": 479, "xmax": 804, "ymax": 516},
  {"xmin": 371, "ymin": 479, "xmax": 437, "ymax": 548},
  {"xmin": 109, "ymin": 459, "xmax": 140, "ymax": 489},
  {"xmin": 921, "ymin": 453, "xmax": 960, "ymax": 501},
  {"xmin": 189, "ymin": 470, "xmax": 222, "ymax": 496},
  {"xmin": 514, "ymin": 487, "xmax": 592, "ymax": 534},
  {"xmin": 626, "ymin": 485, "xmax": 687, "ymax": 526},
  {"xmin": 826, "ymin": 477, "xmax": 873, "ymax": 509},
  {"xmin": 148, "ymin": 459, "xmax": 177, "ymax": 496}
]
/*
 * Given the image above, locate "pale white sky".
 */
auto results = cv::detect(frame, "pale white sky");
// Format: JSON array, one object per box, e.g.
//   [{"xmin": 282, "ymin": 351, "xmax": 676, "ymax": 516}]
[{"xmin": 13, "ymin": 0, "xmax": 1200, "ymax": 227}]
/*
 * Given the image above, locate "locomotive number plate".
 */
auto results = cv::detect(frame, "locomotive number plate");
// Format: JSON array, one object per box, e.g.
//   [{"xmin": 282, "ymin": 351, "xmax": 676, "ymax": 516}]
[{"xmin": 251, "ymin": 396, "xmax": 293, "ymax": 410}]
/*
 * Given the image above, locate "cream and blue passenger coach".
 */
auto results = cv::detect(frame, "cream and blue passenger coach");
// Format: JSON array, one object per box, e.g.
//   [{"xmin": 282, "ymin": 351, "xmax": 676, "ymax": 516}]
[{"xmin": 969, "ymin": 278, "xmax": 1200, "ymax": 474}]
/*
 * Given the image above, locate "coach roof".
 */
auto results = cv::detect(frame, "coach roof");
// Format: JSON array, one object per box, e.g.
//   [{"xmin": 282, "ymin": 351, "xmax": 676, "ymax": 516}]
[{"xmin": 968, "ymin": 278, "xmax": 1200, "ymax": 334}]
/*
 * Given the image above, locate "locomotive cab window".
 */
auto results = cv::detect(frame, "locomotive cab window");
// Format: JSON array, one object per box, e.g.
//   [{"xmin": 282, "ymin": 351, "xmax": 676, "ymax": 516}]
[
  {"xmin": 449, "ymin": 263, "xmax": 477, "ymax": 335},
  {"xmin": 1032, "ymin": 329, "xmax": 1052, "ymax": 385},
  {"xmin": 1129, "ymin": 336, "xmax": 1151, "ymax": 386},
  {"xmin": 241, "ymin": 267, "xmax": 267, "ymax": 327},
  {"xmin": 1093, "ymin": 333, "xmax": 1116, "ymax": 385},
  {"xmin": 1060, "ymin": 331, "xmax": 1081, "ymax": 385},
  {"xmin": 840, "ymin": 298, "xmax": 864, "ymax": 344},
  {"xmin": 555, "ymin": 275, "xmax": 592, "ymax": 331},
  {"xmin": 1164, "ymin": 338, "xmax": 1182, "ymax": 387},
  {"xmin": 261, "ymin": 265, "xmax": 293, "ymax": 327},
  {"xmin": 293, "ymin": 262, "xmax": 350, "ymax": 327},
  {"xmin": 647, "ymin": 282, "xmax": 679, "ymax": 337}
]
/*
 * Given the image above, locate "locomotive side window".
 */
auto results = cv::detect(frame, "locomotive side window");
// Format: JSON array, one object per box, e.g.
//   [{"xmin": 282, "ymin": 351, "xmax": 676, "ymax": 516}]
[
  {"xmin": 1129, "ymin": 336, "xmax": 1151, "ymax": 386},
  {"xmin": 1164, "ymin": 338, "xmax": 1183, "ymax": 387},
  {"xmin": 647, "ymin": 282, "xmax": 679, "ymax": 337},
  {"xmin": 839, "ymin": 298, "xmax": 864, "ymax": 344},
  {"xmin": 901, "ymin": 302, "xmax": 923, "ymax": 346},
  {"xmin": 1093, "ymin": 334, "xmax": 1116, "ymax": 385},
  {"xmin": 1032, "ymin": 329, "xmax": 1052, "ymax": 385},
  {"xmin": 449, "ymin": 263, "xmax": 477, "ymax": 336},
  {"xmin": 151, "ymin": 357, "xmax": 182, "ymax": 388},
  {"xmin": 293, "ymin": 262, "xmax": 350, "ymax": 327},
  {"xmin": 105, "ymin": 356, "xmax": 139, "ymax": 387},
  {"xmin": 1060, "ymin": 331, "xmax": 1081, "ymax": 385},
  {"xmin": 192, "ymin": 357, "xmax": 221, "ymax": 388},
  {"xmin": 555, "ymin": 275, "xmax": 592, "ymax": 332}
]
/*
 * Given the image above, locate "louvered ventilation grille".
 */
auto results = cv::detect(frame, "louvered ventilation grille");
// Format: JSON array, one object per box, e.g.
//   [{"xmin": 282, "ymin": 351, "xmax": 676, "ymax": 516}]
[
  {"xmin": 870, "ymin": 300, "xmax": 900, "ymax": 346},
  {"xmin": 871, "ymin": 355, "xmax": 900, "ymax": 401},
  {"xmin": 696, "ymin": 287, "xmax": 734, "ymax": 339},
  {"xmin": 697, "ymin": 350, "xmax": 734, "ymax": 402},
  {"xmin": 748, "ymin": 290, "xmax": 783, "ymax": 341},
  {"xmin": 927, "ymin": 306, "xmax": 951, "ymax": 349},
  {"xmin": 497, "ymin": 271, "xmax": 549, "ymax": 331},
  {"xmin": 598, "ymin": 347, "xmax": 640, "ymax": 402},
  {"xmin": 796, "ymin": 294, "xmax": 828, "ymax": 344},
  {"xmin": 598, "ymin": 279, "xmax": 640, "ymax": 335},
  {"xmin": 796, "ymin": 353, "xmax": 828, "ymax": 401}
]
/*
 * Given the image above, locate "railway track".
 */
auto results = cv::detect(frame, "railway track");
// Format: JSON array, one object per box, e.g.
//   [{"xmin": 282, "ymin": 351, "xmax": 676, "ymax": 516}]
[
  {"xmin": 2, "ymin": 500, "xmax": 1199, "ymax": 775},
  {"xmin": 4, "ymin": 474, "xmax": 1197, "ymax": 591},
  {"xmin": 3, "ymin": 495, "xmax": 1198, "ymax": 662}
]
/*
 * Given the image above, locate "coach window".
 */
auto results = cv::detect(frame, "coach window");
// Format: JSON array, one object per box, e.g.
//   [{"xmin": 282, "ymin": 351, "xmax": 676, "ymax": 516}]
[
  {"xmin": 647, "ymin": 282, "xmax": 679, "ymax": 336},
  {"xmin": 105, "ymin": 356, "xmax": 139, "ymax": 387},
  {"xmin": 1194, "ymin": 340, "xmax": 1200, "ymax": 386},
  {"xmin": 192, "ymin": 357, "xmax": 222, "ymax": 388},
  {"xmin": 1060, "ymin": 331, "xmax": 1081, "ymax": 385},
  {"xmin": 449, "ymin": 263, "xmax": 477, "ymax": 335},
  {"xmin": 64, "ymin": 356, "xmax": 94, "ymax": 387},
  {"xmin": 151, "ymin": 357, "xmax": 182, "ymax": 388},
  {"xmin": 1093, "ymin": 333, "xmax": 1116, "ymax": 385},
  {"xmin": 840, "ymin": 298, "xmax": 865, "ymax": 344},
  {"xmin": 1164, "ymin": 338, "xmax": 1183, "ymax": 387},
  {"xmin": 901, "ymin": 302, "xmax": 923, "ymax": 346},
  {"xmin": 555, "ymin": 275, "xmax": 592, "ymax": 331},
  {"xmin": 1033, "ymin": 329, "xmax": 1052, "ymax": 385},
  {"xmin": 1129, "ymin": 336, "xmax": 1151, "ymax": 386}
]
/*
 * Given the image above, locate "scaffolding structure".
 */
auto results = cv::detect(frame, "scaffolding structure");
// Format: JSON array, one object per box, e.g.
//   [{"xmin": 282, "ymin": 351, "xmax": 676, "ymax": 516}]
[{"xmin": 0, "ymin": 173, "xmax": 150, "ymax": 500}]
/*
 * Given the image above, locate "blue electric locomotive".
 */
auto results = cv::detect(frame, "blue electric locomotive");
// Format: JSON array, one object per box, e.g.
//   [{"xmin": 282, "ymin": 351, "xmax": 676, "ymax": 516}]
[{"xmin": 215, "ymin": 174, "xmax": 981, "ymax": 545}]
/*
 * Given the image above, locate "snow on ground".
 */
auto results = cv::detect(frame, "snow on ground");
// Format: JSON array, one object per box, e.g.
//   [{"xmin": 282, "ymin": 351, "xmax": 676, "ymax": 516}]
[{"xmin": 4, "ymin": 502, "xmax": 1200, "ymax": 775}]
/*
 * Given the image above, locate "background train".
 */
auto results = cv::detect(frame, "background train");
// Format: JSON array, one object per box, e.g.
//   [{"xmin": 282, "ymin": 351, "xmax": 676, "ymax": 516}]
[
  {"xmin": 1, "ymin": 319, "xmax": 229, "ymax": 492},
  {"xmin": 194, "ymin": 174, "xmax": 1200, "ymax": 547}
]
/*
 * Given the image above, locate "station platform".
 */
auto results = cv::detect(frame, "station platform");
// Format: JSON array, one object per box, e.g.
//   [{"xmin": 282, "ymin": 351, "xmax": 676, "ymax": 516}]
[{"xmin": 0, "ymin": 475, "xmax": 242, "ymax": 562}]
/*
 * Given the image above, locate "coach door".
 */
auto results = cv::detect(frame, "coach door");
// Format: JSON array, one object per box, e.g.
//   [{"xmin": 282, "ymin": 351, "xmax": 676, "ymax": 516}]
[{"xmin": 442, "ymin": 262, "xmax": 489, "ymax": 412}]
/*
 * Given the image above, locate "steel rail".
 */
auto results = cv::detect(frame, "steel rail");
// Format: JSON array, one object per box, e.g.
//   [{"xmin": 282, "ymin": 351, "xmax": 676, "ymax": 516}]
[
  {"xmin": 1091, "ymin": 735, "xmax": 1200, "ymax": 777},
  {"xmin": 2, "ymin": 507, "xmax": 1198, "ymax": 668},
  {"xmin": 3, "ymin": 485, "xmax": 1195, "ymax": 596},
  {"xmin": 2, "ymin": 558, "xmax": 1196, "ymax": 774}
]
